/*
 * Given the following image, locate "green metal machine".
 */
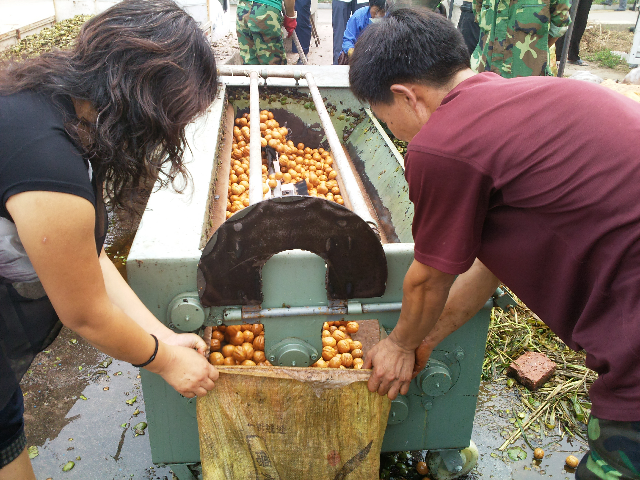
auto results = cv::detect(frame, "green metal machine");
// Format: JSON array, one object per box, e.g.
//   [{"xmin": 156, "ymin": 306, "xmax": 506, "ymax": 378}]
[{"xmin": 127, "ymin": 66, "xmax": 502, "ymax": 480}]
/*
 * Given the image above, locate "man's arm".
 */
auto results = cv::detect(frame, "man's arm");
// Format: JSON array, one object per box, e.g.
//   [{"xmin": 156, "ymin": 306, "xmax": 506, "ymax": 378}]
[
  {"xmin": 283, "ymin": 0, "xmax": 295, "ymax": 17},
  {"xmin": 341, "ymin": 15, "xmax": 359, "ymax": 53},
  {"xmin": 364, "ymin": 259, "xmax": 455, "ymax": 400},
  {"xmin": 412, "ymin": 258, "xmax": 500, "ymax": 376},
  {"xmin": 549, "ymin": 0, "xmax": 571, "ymax": 44},
  {"xmin": 473, "ymin": 0, "xmax": 484, "ymax": 24}
]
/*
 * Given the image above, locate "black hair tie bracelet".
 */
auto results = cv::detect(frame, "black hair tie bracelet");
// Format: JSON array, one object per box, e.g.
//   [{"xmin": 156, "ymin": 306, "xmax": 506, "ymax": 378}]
[{"xmin": 132, "ymin": 334, "xmax": 159, "ymax": 368}]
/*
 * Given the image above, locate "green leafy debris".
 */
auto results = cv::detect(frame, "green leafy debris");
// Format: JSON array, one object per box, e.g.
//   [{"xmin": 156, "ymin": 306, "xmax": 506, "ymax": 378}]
[
  {"xmin": 1, "ymin": 16, "xmax": 91, "ymax": 61},
  {"xmin": 485, "ymin": 288, "xmax": 595, "ymax": 450},
  {"xmin": 507, "ymin": 446, "xmax": 527, "ymax": 461},
  {"xmin": 99, "ymin": 358, "xmax": 113, "ymax": 368},
  {"xmin": 133, "ymin": 422, "xmax": 147, "ymax": 436}
]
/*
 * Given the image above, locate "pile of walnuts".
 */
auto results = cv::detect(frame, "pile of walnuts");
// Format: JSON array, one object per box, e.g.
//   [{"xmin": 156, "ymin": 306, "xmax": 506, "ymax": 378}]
[{"xmin": 226, "ymin": 110, "xmax": 344, "ymax": 219}]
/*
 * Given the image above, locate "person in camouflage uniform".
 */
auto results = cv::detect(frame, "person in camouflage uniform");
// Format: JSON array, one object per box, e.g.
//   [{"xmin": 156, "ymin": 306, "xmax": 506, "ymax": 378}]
[
  {"xmin": 470, "ymin": 0, "xmax": 571, "ymax": 77},
  {"xmin": 577, "ymin": 415, "xmax": 640, "ymax": 480},
  {"xmin": 236, "ymin": 0, "xmax": 296, "ymax": 65}
]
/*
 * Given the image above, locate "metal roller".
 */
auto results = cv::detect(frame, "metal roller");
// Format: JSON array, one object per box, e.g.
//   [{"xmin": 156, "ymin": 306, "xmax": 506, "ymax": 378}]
[
  {"xmin": 304, "ymin": 72, "xmax": 377, "ymax": 229},
  {"xmin": 216, "ymin": 67, "xmax": 378, "ymax": 229},
  {"xmin": 129, "ymin": 67, "xmax": 498, "ymax": 475},
  {"xmin": 249, "ymin": 71, "xmax": 263, "ymax": 205}
]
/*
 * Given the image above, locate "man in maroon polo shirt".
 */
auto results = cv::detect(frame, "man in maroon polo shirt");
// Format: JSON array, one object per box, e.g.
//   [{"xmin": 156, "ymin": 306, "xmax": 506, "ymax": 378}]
[{"xmin": 349, "ymin": 7, "xmax": 640, "ymax": 479}]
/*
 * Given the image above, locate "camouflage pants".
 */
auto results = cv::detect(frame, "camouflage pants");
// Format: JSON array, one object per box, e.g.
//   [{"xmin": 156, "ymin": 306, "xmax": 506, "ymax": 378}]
[
  {"xmin": 236, "ymin": 0, "xmax": 287, "ymax": 65},
  {"xmin": 576, "ymin": 415, "xmax": 640, "ymax": 479}
]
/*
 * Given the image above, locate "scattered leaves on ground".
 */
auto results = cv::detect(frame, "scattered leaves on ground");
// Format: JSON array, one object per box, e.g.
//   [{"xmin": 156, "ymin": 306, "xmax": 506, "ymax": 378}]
[
  {"xmin": 486, "ymin": 288, "xmax": 595, "ymax": 450},
  {"xmin": 0, "ymin": 16, "xmax": 91, "ymax": 61},
  {"xmin": 28, "ymin": 446, "xmax": 39, "ymax": 459}
]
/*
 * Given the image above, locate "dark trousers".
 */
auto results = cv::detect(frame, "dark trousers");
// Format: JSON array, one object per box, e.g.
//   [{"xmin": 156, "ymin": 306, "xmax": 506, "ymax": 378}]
[
  {"xmin": 293, "ymin": 0, "xmax": 312, "ymax": 54},
  {"xmin": 457, "ymin": 1, "xmax": 480, "ymax": 57},
  {"xmin": 332, "ymin": 0, "xmax": 354, "ymax": 64},
  {"xmin": 575, "ymin": 415, "xmax": 640, "ymax": 479},
  {"xmin": 555, "ymin": 0, "xmax": 594, "ymax": 61},
  {"xmin": 0, "ymin": 387, "xmax": 26, "ymax": 469}
]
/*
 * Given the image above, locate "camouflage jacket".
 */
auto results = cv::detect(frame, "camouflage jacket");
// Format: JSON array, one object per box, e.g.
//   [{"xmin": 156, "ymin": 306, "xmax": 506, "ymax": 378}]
[{"xmin": 470, "ymin": 0, "xmax": 571, "ymax": 77}]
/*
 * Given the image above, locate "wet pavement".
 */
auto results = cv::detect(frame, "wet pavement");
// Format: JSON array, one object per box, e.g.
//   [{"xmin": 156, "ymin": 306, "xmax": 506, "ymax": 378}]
[
  {"xmin": 468, "ymin": 382, "xmax": 587, "ymax": 480},
  {"xmin": 21, "ymin": 328, "xmax": 588, "ymax": 479},
  {"xmin": 22, "ymin": 329, "xmax": 173, "ymax": 480}
]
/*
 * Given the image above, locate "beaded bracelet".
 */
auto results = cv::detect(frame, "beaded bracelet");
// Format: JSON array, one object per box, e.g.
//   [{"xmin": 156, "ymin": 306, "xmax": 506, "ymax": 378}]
[{"xmin": 132, "ymin": 334, "xmax": 159, "ymax": 368}]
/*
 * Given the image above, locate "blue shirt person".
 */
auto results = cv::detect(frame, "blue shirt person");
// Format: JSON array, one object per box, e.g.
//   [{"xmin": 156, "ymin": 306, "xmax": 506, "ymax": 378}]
[{"xmin": 341, "ymin": 0, "xmax": 386, "ymax": 57}]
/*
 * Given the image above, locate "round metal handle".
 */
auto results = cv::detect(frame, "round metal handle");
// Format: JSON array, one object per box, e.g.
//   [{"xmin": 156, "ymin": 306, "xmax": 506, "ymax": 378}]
[
  {"xmin": 167, "ymin": 294, "xmax": 205, "ymax": 332},
  {"xmin": 387, "ymin": 395, "xmax": 409, "ymax": 425},
  {"xmin": 267, "ymin": 338, "xmax": 316, "ymax": 367},
  {"xmin": 418, "ymin": 359, "xmax": 453, "ymax": 397}
]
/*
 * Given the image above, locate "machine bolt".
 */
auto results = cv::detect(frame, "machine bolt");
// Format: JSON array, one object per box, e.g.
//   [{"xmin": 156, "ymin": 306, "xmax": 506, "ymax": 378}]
[
  {"xmin": 454, "ymin": 466, "xmax": 463, "ymax": 472},
  {"xmin": 184, "ymin": 315, "xmax": 190, "ymax": 322},
  {"xmin": 310, "ymin": 354, "xmax": 318, "ymax": 361},
  {"xmin": 269, "ymin": 355, "xmax": 275, "ymax": 362},
  {"xmin": 291, "ymin": 361, "xmax": 297, "ymax": 367},
  {"xmin": 423, "ymin": 401, "xmax": 433, "ymax": 410},
  {"xmin": 455, "ymin": 349, "xmax": 465, "ymax": 360}
]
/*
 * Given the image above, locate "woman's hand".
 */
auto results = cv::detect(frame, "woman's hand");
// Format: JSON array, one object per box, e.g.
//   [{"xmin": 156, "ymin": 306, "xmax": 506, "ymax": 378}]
[
  {"xmin": 161, "ymin": 331, "xmax": 208, "ymax": 356},
  {"xmin": 150, "ymin": 342, "xmax": 219, "ymax": 398},
  {"xmin": 363, "ymin": 336, "xmax": 415, "ymax": 400}
]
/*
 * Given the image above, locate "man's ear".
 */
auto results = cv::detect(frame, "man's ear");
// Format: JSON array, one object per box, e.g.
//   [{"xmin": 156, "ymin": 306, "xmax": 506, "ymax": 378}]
[
  {"xmin": 390, "ymin": 84, "xmax": 418, "ymax": 111},
  {"xmin": 390, "ymin": 83, "xmax": 433, "ymax": 124}
]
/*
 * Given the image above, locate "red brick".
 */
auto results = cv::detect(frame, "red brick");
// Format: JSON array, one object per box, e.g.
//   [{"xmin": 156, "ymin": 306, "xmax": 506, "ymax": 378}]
[{"xmin": 506, "ymin": 352, "xmax": 556, "ymax": 390}]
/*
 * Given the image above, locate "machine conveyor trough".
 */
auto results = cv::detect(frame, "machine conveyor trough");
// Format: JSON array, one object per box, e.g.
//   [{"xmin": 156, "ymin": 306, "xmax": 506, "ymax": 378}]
[{"xmin": 127, "ymin": 65, "xmax": 497, "ymax": 480}]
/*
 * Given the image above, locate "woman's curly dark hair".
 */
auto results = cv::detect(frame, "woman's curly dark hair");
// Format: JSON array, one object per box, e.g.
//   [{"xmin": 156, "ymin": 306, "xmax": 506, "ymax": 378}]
[{"xmin": 0, "ymin": 0, "xmax": 218, "ymax": 211}]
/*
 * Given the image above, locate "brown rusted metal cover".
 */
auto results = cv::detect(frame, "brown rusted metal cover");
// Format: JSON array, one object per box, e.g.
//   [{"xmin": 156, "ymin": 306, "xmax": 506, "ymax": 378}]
[{"xmin": 197, "ymin": 196, "xmax": 387, "ymax": 306}]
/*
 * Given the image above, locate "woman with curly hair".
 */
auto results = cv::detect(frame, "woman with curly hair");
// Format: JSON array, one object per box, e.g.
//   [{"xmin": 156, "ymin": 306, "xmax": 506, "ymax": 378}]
[{"xmin": 0, "ymin": 1, "xmax": 219, "ymax": 477}]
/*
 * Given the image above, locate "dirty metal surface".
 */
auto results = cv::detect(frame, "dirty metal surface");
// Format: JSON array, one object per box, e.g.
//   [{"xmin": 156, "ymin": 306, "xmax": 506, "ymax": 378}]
[
  {"xmin": 237, "ymin": 105, "xmax": 328, "ymax": 152},
  {"xmin": 350, "ymin": 319, "xmax": 381, "ymax": 357},
  {"xmin": 198, "ymin": 196, "xmax": 387, "ymax": 306}
]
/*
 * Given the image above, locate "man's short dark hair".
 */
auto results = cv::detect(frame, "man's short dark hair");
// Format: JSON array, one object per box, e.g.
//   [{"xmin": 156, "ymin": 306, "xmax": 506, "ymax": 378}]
[
  {"xmin": 349, "ymin": 7, "xmax": 471, "ymax": 105},
  {"xmin": 370, "ymin": 0, "xmax": 386, "ymax": 10}
]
